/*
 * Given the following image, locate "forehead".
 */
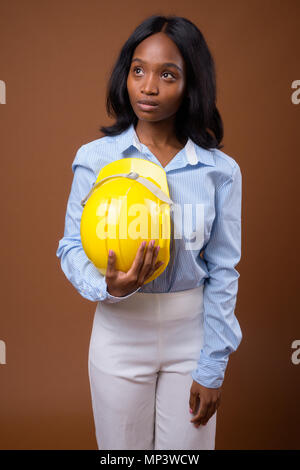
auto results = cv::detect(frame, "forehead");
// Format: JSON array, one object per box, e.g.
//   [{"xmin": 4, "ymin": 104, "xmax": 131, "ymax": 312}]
[{"xmin": 132, "ymin": 33, "xmax": 185, "ymax": 69}]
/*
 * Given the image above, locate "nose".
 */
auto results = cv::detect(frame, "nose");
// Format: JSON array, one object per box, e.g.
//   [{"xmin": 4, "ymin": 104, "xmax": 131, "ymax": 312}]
[{"xmin": 141, "ymin": 72, "xmax": 159, "ymax": 95}]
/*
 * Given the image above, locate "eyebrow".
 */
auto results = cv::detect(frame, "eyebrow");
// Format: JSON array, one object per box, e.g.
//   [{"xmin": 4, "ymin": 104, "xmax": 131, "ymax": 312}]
[{"xmin": 131, "ymin": 57, "xmax": 183, "ymax": 73}]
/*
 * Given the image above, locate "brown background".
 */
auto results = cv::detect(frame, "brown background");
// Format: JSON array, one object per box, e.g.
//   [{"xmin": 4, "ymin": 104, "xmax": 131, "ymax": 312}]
[{"xmin": 0, "ymin": 0, "xmax": 299, "ymax": 450}]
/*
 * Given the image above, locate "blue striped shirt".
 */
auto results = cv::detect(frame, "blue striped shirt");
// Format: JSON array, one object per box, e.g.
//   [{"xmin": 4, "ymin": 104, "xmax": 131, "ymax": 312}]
[{"xmin": 56, "ymin": 123, "xmax": 243, "ymax": 388}]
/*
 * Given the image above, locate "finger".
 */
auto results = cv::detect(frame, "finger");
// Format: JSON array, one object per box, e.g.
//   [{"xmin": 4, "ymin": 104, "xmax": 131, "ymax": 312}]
[
  {"xmin": 198, "ymin": 402, "xmax": 215, "ymax": 426},
  {"xmin": 152, "ymin": 244, "xmax": 160, "ymax": 266},
  {"xmin": 190, "ymin": 398, "xmax": 209, "ymax": 425},
  {"xmin": 144, "ymin": 260, "xmax": 164, "ymax": 281},
  {"xmin": 139, "ymin": 240, "xmax": 157, "ymax": 279},
  {"xmin": 189, "ymin": 395, "xmax": 194, "ymax": 415},
  {"xmin": 189, "ymin": 394, "xmax": 199, "ymax": 416},
  {"xmin": 155, "ymin": 260, "xmax": 164, "ymax": 270},
  {"xmin": 136, "ymin": 240, "xmax": 153, "ymax": 278},
  {"xmin": 106, "ymin": 249, "xmax": 116, "ymax": 276},
  {"xmin": 146, "ymin": 240, "xmax": 158, "ymax": 268},
  {"xmin": 146, "ymin": 244, "xmax": 160, "ymax": 277},
  {"xmin": 128, "ymin": 241, "xmax": 147, "ymax": 274}
]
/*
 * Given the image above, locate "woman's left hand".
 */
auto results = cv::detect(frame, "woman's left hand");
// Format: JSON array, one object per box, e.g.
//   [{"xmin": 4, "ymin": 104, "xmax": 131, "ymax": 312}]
[{"xmin": 189, "ymin": 380, "xmax": 222, "ymax": 427}]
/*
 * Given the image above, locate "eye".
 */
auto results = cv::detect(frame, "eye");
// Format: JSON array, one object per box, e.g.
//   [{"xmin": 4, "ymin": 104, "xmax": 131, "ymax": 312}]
[
  {"xmin": 133, "ymin": 66, "xmax": 143, "ymax": 75},
  {"xmin": 133, "ymin": 66, "xmax": 176, "ymax": 79},
  {"xmin": 162, "ymin": 72, "xmax": 175, "ymax": 79}
]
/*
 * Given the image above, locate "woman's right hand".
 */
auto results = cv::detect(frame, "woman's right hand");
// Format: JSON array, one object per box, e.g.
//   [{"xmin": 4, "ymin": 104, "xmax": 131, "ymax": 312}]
[{"xmin": 105, "ymin": 240, "xmax": 164, "ymax": 297}]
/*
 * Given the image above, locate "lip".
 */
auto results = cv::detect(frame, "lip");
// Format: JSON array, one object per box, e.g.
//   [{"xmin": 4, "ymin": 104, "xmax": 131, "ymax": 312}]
[{"xmin": 137, "ymin": 101, "xmax": 159, "ymax": 111}]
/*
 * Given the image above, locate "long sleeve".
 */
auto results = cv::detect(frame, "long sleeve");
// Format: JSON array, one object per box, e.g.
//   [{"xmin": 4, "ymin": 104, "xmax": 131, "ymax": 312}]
[
  {"xmin": 191, "ymin": 163, "xmax": 243, "ymax": 388},
  {"xmin": 56, "ymin": 147, "xmax": 141, "ymax": 303}
]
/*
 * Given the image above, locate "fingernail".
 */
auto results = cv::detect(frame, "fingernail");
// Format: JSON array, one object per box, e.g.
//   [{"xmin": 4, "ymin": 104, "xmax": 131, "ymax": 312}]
[
  {"xmin": 142, "ymin": 241, "xmax": 146, "ymax": 247},
  {"xmin": 109, "ymin": 250, "xmax": 112, "ymax": 256},
  {"xmin": 189, "ymin": 408, "xmax": 193, "ymax": 413}
]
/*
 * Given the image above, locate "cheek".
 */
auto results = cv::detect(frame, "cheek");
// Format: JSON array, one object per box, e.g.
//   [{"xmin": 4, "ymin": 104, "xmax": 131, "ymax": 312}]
[
  {"xmin": 175, "ymin": 81, "xmax": 186, "ymax": 99},
  {"xmin": 164, "ymin": 87, "xmax": 185, "ymax": 108}
]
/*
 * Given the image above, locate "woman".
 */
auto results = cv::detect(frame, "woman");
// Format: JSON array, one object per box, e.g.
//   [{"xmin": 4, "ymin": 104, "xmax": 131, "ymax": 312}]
[{"xmin": 56, "ymin": 14, "xmax": 243, "ymax": 450}]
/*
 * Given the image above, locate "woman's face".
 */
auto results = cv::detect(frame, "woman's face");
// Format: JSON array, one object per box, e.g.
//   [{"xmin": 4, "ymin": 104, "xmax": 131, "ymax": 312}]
[{"xmin": 127, "ymin": 32, "xmax": 187, "ymax": 123}]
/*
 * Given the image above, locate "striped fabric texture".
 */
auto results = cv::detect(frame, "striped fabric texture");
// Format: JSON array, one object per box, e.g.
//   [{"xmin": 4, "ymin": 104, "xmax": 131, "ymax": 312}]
[{"xmin": 56, "ymin": 123, "xmax": 243, "ymax": 388}]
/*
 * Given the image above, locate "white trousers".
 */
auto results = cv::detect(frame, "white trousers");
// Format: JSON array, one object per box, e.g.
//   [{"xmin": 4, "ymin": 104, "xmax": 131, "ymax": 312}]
[{"xmin": 88, "ymin": 284, "xmax": 217, "ymax": 450}]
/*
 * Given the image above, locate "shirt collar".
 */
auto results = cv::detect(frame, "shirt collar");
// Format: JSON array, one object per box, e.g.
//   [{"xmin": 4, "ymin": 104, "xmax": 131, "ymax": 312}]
[{"xmin": 116, "ymin": 123, "xmax": 215, "ymax": 167}]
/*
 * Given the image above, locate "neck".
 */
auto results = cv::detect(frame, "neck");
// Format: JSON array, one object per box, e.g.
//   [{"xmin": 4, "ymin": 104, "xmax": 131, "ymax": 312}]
[{"xmin": 134, "ymin": 119, "xmax": 180, "ymax": 148}]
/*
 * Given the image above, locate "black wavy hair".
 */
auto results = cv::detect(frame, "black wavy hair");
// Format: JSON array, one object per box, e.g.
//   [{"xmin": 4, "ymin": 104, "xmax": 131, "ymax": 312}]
[{"xmin": 99, "ymin": 15, "xmax": 224, "ymax": 150}]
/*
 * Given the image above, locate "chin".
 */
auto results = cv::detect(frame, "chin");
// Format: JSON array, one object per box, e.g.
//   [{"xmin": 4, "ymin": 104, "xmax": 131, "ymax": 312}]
[{"xmin": 135, "ymin": 113, "xmax": 161, "ymax": 122}]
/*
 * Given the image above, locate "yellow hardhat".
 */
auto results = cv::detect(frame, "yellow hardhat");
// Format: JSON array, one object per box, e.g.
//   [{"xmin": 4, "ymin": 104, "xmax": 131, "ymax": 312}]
[{"xmin": 80, "ymin": 157, "xmax": 174, "ymax": 284}]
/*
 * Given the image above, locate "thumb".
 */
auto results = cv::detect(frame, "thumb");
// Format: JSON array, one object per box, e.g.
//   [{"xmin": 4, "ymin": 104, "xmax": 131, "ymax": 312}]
[
  {"xmin": 189, "ymin": 382, "xmax": 200, "ymax": 415},
  {"xmin": 189, "ymin": 393, "xmax": 196, "ymax": 415}
]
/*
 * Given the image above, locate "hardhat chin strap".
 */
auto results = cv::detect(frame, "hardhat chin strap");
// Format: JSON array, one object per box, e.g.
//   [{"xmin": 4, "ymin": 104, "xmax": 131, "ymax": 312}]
[{"xmin": 80, "ymin": 171, "xmax": 174, "ymax": 208}]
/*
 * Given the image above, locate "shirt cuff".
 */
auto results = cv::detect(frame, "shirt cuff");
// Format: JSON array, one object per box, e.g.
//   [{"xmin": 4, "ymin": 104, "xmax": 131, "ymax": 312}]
[
  {"xmin": 102, "ymin": 284, "xmax": 142, "ymax": 304},
  {"xmin": 190, "ymin": 349, "xmax": 230, "ymax": 389}
]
